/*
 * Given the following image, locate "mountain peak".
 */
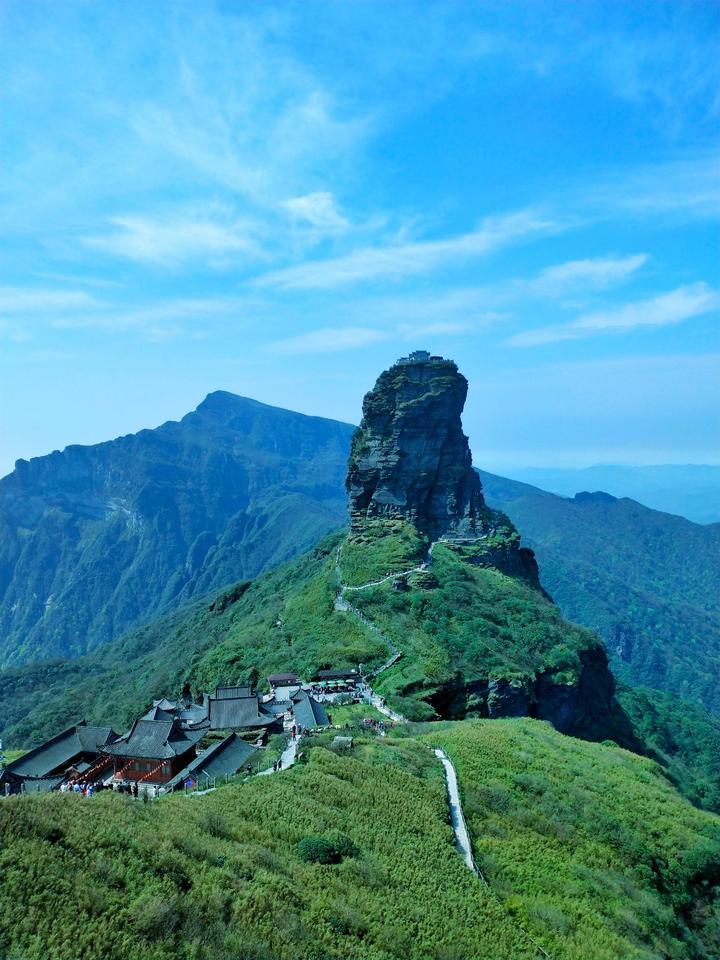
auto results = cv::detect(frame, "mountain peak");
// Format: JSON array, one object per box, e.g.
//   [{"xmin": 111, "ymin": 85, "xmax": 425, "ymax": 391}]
[{"xmin": 345, "ymin": 351, "xmax": 489, "ymax": 540}]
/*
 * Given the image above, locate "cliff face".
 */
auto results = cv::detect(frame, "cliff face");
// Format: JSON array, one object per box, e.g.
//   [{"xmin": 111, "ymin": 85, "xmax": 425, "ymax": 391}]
[
  {"xmin": 346, "ymin": 354, "xmax": 488, "ymax": 540},
  {"xmin": 346, "ymin": 352, "xmax": 543, "ymax": 588}
]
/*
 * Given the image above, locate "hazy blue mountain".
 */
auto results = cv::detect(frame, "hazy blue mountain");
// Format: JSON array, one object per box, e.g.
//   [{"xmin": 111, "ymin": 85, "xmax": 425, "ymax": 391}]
[
  {"xmin": 481, "ymin": 471, "xmax": 720, "ymax": 714},
  {"xmin": 0, "ymin": 392, "xmax": 354, "ymax": 668},
  {"xmin": 505, "ymin": 464, "xmax": 720, "ymax": 524}
]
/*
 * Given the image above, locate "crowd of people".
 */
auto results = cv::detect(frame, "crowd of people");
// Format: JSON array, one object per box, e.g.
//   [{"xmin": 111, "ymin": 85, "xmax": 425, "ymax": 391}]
[{"xmin": 58, "ymin": 779, "xmax": 160, "ymax": 798}]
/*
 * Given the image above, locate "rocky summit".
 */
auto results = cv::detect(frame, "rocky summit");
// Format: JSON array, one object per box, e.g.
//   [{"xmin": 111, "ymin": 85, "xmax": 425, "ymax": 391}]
[{"xmin": 346, "ymin": 350, "xmax": 541, "ymax": 584}]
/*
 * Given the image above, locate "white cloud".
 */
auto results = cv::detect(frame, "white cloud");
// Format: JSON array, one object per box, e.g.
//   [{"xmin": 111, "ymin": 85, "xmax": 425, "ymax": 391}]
[
  {"xmin": 282, "ymin": 192, "xmax": 350, "ymax": 233},
  {"xmin": 84, "ymin": 211, "xmax": 264, "ymax": 267},
  {"xmin": 0, "ymin": 287, "xmax": 98, "ymax": 312},
  {"xmin": 254, "ymin": 210, "xmax": 558, "ymax": 289},
  {"xmin": 269, "ymin": 320, "xmax": 469, "ymax": 354},
  {"xmin": 525, "ymin": 254, "xmax": 649, "ymax": 296},
  {"xmin": 507, "ymin": 282, "xmax": 720, "ymax": 347},
  {"xmin": 50, "ymin": 297, "xmax": 241, "ymax": 334}
]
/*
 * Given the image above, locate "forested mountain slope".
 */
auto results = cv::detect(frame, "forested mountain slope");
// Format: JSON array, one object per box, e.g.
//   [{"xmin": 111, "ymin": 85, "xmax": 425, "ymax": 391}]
[
  {"xmin": 481, "ymin": 471, "xmax": 720, "ymax": 714},
  {"xmin": 0, "ymin": 392, "xmax": 353, "ymax": 667}
]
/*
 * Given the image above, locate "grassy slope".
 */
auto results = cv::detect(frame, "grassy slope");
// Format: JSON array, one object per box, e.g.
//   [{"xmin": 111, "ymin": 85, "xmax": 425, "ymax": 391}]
[
  {"xmin": 421, "ymin": 719, "xmax": 720, "ymax": 960},
  {"xmin": 347, "ymin": 541, "xmax": 602, "ymax": 711},
  {"xmin": 2, "ymin": 728, "xmax": 718, "ymax": 960},
  {"xmin": 3, "ymin": 529, "xmax": 720, "ymax": 818},
  {"xmin": 0, "ymin": 738, "xmax": 538, "ymax": 960}
]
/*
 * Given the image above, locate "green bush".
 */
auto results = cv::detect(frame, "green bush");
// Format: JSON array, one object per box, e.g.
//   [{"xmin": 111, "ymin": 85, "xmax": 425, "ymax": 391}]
[{"xmin": 298, "ymin": 836, "xmax": 341, "ymax": 864}]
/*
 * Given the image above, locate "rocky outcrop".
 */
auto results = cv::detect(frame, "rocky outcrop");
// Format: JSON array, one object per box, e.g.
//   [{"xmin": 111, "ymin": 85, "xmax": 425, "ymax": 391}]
[
  {"xmin": 346, "ymin": 351, "xmax": 542, "ymax": 589},
  {"xmin": 346, "ymin": 352, "xmax": 491, "ymax": 540}
]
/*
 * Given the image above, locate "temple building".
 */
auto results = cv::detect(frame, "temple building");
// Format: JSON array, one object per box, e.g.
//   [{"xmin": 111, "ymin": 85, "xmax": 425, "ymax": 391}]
[
  {"xmin": 102, "ymin": 717, "xmax": 205, "ymax": 785},
  {"xmin": 291, "ymin": 689, "xmax": 330, "ymax": 730},
  {"xmin": 165, "ymin": 732, "xmax": 257, "ymax": 791},
  {"xmin": 0, "ymin": 722, "xmax": 118, "ymax": 795}
]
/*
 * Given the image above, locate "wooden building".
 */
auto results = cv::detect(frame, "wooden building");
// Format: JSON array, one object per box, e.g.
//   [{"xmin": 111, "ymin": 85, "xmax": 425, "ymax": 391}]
[{"xmin": 102, "ymin": 718, "xmax": 205, "ymax": 785}]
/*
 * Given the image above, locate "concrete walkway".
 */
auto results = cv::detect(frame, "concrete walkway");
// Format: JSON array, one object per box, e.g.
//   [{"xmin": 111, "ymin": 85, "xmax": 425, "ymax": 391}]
[
  {"xmin": 433, "ymin": 748, "xmax": 480, "ymax": 877},
  {"xmin": 257, "ymin": 734, "xmax": 301, "ymax": 776}
]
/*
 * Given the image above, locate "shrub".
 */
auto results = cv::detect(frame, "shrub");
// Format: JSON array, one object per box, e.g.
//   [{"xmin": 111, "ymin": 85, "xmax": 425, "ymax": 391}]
[
  {"xmin": 297, "ymin": 832, "xmax": 359, "ymax": 865},
  {"xmin": 298, "ymin": 836, "xmax": 340, "ymax": 864}
]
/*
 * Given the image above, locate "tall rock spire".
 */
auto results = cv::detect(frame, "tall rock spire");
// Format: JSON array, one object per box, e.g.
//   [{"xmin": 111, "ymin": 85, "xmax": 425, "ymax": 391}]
[{"xmin": 346, "ymin": 351, "xmax": 490, "ymax": 540}]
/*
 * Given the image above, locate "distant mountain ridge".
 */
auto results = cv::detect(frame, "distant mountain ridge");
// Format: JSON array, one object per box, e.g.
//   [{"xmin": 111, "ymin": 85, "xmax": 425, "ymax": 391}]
[
  {"xmin": 0, "ymin": 392, "xmax": 354, "ymax": 667},
  {"xmin": 480, "ymin": 471, "xmax": 720, "ymax": 714},
  {"xmin": 507, "ymin": 464, "xmax": 720, "ymax": 524}
]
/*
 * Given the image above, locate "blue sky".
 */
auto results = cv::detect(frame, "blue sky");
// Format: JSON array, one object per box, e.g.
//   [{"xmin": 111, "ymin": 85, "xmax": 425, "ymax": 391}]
[{"xmin": 1, "ymin": 0, "xmax": 718, "ymax": 476}]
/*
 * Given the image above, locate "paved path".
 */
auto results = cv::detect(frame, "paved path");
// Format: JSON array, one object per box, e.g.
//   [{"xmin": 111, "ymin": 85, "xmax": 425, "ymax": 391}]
[
  {"xmin": 257, "ymin": 734, "xmax": 301, "ymax": 776},
  {"xmin": 434, "ymin": 748, "xmax": 480, "ymax": 877}
]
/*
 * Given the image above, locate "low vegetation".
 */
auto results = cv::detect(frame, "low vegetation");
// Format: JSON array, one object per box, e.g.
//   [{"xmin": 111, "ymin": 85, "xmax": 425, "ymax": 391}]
[
  {"xmin": 422, "ymin": 719, "xmax": 720, "ymax": 960},
  {"xmin": 0, "ymin": 738, "xmax": 541, "ymax": 960}
]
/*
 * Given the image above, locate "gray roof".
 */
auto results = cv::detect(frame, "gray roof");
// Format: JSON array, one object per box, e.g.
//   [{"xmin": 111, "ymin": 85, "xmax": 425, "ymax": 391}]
[
  {"xmin": 166, "ymin": 733, "xmax": 257, "ymax": 790},
  {"xmin": 6, "ymin": 722, "xmax": 118, "ymax": 778},
  {"xmin": 103, "ymin": 718, "xmax": 204, "ymax": 760},
  {"xmin": 208, "ymin": 695, "xmax": 275, "ymax": 730},
  {"xmin": 266, "ymin": 700, "xmax": 292, "ymax": 715},
  {"xmin": 152, "ymin": 698, "xmax": 179, "ymax": 711},
  {"xmin": 214, "ymin": 685, "xmax": 253, "ymax": 700},
  {"xmin": 268, "ymin": 673, "xmax": 297, "ymax": 685},
  {"xmin": 20, "ymin": 775, "xmax": 65, "ymax": 794},
  {"xmin": 176, "ymin": 703, "xmax": 209, "ymax": 725},
  {"xmin": 142, "ymin": 705, "xmax": 175, "ymax": 722},
  {"xmin": 292, "ymin": 691, "xmax": 329, "ymax": 729}
]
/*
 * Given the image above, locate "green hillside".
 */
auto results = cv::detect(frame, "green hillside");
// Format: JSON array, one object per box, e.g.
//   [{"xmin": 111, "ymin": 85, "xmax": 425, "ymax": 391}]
[
  {"xmin": 0, "ymin": 527, "xmax": 615, "ymax": 745},
  {"xmin": 0, "ymin": 392, "xmax": 353, "ymax": 668},
  {"xmin": 480, "ymin": 472, "xmax": 720, "ymax": 714},
  {"xmin": 420, "ymin": 719, "xmax": 720, "ymax": 960},
  {"xmin": 3, "ymin": 522, "xmax": 720, "ymax": 814},
  {"xmin": 1, "ymin": 725, "xmax": 718, "ymax": 960}
]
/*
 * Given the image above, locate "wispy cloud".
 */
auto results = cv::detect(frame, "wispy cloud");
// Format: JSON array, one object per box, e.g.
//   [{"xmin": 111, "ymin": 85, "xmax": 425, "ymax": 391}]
[
  {"xmin": 0, "ymin": 286, "xmax": 99, "ymax": 312},
  {"xmin": 84, "ymin": 209, "xmax": 265, "ymax": 267},
  {"xmin": 281, "ymin": 192, "xmax": 350, "ymax": 234},
  {"xmin": 269, "ymin": 321, "xmax": 469, "ymax": 354},
  {"xmin": 523, "ymin": 254, "xmax": 649, "ymax": 297},
  {"xmin": 50, "ymin": 296, "xmax": 241, "ymax": 336},
  {"xmin": 507, "ymin": 282, "xmax": 720, "ymax": 347},
  {"xmin": 254, "ymin": 210, "xmax": 558, "ymax": 289}
]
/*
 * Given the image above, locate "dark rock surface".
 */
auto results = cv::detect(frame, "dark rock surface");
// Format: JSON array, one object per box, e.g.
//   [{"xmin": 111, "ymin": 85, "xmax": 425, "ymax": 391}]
[{"xmin": 346, "ymin": 352, "xmax": 491, "ymax": 540}]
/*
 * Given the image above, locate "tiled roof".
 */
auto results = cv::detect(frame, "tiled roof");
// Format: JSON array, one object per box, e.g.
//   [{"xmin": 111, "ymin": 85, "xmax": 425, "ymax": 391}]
[
  {"xmin": 214, "ymin": 685, "xmax": 253, "ymax": 699},
  {"xmin": 152, "ymin": 698, "xmax": 179, "ymax": 711},
  {"xmin": 103, "ymin": 718, "xmax": 204, "ymax": 760},
  {"xmin": 268, "ymin": 673, "xmax": 297, "ymax": 685},
  {"xmin": 177, "ymin": 703, "xmax": 209, "ymax": 725},
  {"xmin": 208, "ymin": 696, "xmax": 275, "ymax": 730},
  {"xmin": 166, "ymin": 733, "xmax": 257, "ymax": 790},
  {"xmin": 7, "ymin": 723, "xmax": 118, "ymax": 778},
  {"xmin": 292, "ymin": 691, "xmax": 329, "ymax": 729},
  {"xmin": 20, "ymin": 775, "xmax": 65, "ymax": 794},
  {"xmin": 142, "ymin": 705, "xmax": 175, "ymax": 722}
]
